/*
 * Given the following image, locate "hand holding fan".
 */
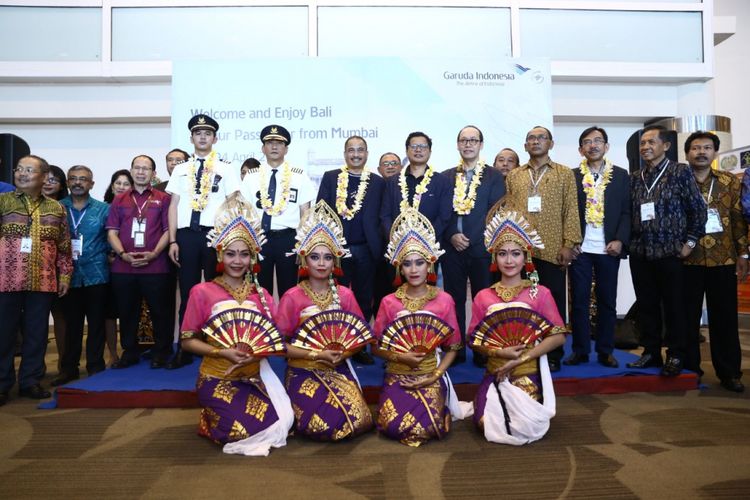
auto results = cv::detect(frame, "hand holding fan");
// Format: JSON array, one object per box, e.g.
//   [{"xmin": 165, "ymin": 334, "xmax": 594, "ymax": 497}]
[
  {"xmin": 201, "ymin": 308, "xmax": 286, "ymax": 356},
  {"xmin": 379, "ymin": 312, "xmax": 453, "ymax": 354},
  {"xmin": 290, "ymin": 310, "xmax": 375, "ymax": 353},
  {"xmin": 469, "ymin": 306, "xmax": 553, "ymax": 351}
]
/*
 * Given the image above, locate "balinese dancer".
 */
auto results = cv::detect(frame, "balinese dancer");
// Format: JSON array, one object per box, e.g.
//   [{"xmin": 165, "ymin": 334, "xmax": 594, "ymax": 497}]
[
  {"xmin": 468, "ymin": 209, "xmax": 567, "ymax": 445},
  {"xmin": 180, "ymin": 193, "xmax": 293, "ymax": 456},
  {"xmin": 373, "ymin": 208, "xmax": 472, "ymax": 447},
  {"xmin": 276, "ymin": 200, "xmax": 374, "ymax": 441}
]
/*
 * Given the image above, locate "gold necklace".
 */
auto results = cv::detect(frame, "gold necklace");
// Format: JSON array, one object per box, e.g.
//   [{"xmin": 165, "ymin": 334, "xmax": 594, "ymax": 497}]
[
  {"xmin": 214, "ymin": 276, "xmax": 254, "ymax": 304},
  {"xmin": 299, "ymin": 280, "xmax": 333, "ymax": 310},
  {"xmin": 395, "ymin": 284, "xmax": 438, "ymax": 312},
  {"xmin": 491, "ymin": 280, "xmax": 531, "ymax": 302}
]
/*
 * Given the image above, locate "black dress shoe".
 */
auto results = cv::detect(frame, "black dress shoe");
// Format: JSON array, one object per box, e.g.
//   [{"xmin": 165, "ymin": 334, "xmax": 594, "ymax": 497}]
[
  {"xmin": 660, "ymin": 356, "xmax": 683, "ymax": 377},
  {"xmin": 720, "ymin": 378, "xmax": 745, "ymax": 393},
  {"xmin": 548, "ymin": 358, "xmax": 561, "ymax": 373},
  {"xmin": 166, "ymin": 349, "xmax": 193, "ymax": 370},
  {"xmin": 111, "ymin": 358, "xmax": 138, "ymax": 369},
  {"xmin": 472, "ymin": 352, "xmax": 488, "ymax": 368},
  {"xmin": 0, "ymin": 391, "xmax": 8, "ymax": 406},
  {"xmin": 150, "ymin": 358, "xmax": 167, "ymax": 369},
  {"xmin": 563, "ymin": 353, "xmax": 589, "ymax": 366},
  {"xmin": 626, "ymin": 353, "xmax": 662, "ymax": 369},
  {"xmin": 352, "ymin": 350, "xmax": 375, "ymax": 365},
  {"xmin": 18, "ymin": 384, "xmax": 51, "ymax": 399},
  {"xmin": 597, "ymin": 353, "xmax": 619, "ymax": 368},
  {"xmin": 51, "ymin": 372, "xmax": 80, "ymax": 387}
]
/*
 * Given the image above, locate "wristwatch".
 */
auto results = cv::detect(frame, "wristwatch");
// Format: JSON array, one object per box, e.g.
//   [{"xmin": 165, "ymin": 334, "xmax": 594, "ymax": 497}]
[
  {"xmin": 741, "ymin": 254, "xmax": 749, "ymax": 260},
  {"xmin": 686, "ymin": 240, "xmax": 696, "ymax": 249}
]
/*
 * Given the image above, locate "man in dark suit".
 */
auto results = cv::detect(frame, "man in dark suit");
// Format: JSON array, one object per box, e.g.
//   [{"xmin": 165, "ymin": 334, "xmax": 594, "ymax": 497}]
[
  {"xmin": 565, "ymin": 126, "xmax": 630, "ymax": 368},
  {"xmin": 380, "ymin": 131, "xmax": 452, "ymax": 242},
  {"xmin": 442, "ymin": 125, "xmax": 505, "ymax": 365},
  {"xmin": 317, "ymin": 136, "xmax": 384, "ymax": 364}
]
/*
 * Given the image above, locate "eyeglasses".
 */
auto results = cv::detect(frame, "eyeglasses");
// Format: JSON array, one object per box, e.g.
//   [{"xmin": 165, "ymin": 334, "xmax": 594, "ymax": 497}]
[
  {"xmin": 581, "ymin": 138, "xmax": 606, "ymax": 146},
  {"xmin": 14, "ymin": 166, "xmax": 41, "ymax": 175},
  {"xmin": 68, "ymin": 176, "xmax": 92, "ymax": 183},
  {"xmin": 45, "ymin": 177, "xmax": 61, "ymax": 184},
  {"xmin": 131, "ymin": 166, "xmax": 153, "ymax": 172},
  {"xmin": 458, "ymin": 138, "xmax": 481, "ymax": 146},
  {"xmin": 526, "ymin": 134, "xmax": 550, "ymax": 143},
  {"xmin": 408, "ymin": 144, "xmax": 430, "ymax": 151},
  {"xmin": 381, "ymin": 160, "xmax": 400, "ymax": 167}
]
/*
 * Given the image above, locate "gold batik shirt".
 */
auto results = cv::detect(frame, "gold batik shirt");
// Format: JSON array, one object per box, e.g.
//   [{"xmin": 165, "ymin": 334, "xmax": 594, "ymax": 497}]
[
  {"xmin": 684, "ymin": 170, "xmax": 747, "ymax": 267},
  {"xmin": 504, "ymin": 160, "xmax": 582, "ymax": 264}
]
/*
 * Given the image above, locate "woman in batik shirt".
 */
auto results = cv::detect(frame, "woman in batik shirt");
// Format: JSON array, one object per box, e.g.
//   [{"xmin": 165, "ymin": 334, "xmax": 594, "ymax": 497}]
[
  {"xmin": 468, "ymin": 209, "xmax": 567, "ymax": 446},
  {"xmin": 180, "ymin": 193, "xmax": 293, "ymax": 456},
  {"xmin": 372, "ymin": 209, "xmax": 471, "ymax": 447},
  {"xmin": 276, "ymin": 200, "xmax": 373, "ymax": 441}
]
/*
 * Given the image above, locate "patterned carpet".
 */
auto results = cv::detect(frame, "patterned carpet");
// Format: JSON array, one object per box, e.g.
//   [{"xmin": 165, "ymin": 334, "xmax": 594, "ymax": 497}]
[{"xmin": 1, "ymin": 330, "xmax": 749, "ymax": 499}]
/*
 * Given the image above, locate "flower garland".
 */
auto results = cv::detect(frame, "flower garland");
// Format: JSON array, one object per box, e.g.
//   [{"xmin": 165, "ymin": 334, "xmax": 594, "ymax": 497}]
[
  {"xmin": 452, "ymin": 160, "xmax": 486, "ymax": 214},
  {"xmin": 188, "ymin": 151, "xmax": 216, "ymax": 211},
  {"xmin": 335, "ymin": 166, "xmax": 370, "ymax": 220},
  {"xmin": 399, "ymin": 166, "xmax": 434, "ymax": 212},
  {"xmin": 259, "ymin": 162, "xmax": 293, "ymax": 216},
  {"xmin": 580, "ymin": 158, "xmax": 613, "ymax": 227}
]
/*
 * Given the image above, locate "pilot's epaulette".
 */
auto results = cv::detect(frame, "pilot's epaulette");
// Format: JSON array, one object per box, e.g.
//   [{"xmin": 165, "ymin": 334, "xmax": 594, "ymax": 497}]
[
  {"xmin": 248, "ymin": 167, "xmax": 260, "ymax": 173},
  {"xmin": 291, "ymin": 167, "xmax": 304, "ymax": 175},
  {"xmin": 219, "ymin": 157, "xmax": 231, "ymax": 164}
]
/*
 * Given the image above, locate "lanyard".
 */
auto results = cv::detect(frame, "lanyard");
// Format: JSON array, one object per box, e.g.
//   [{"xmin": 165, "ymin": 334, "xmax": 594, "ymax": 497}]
[
  {"xmin": 69, "ymin": 207, "xmax": 88, "ymax": 237},
  {"xmin": 131, "ymin": 192, "xmax": 152, "ymax": 223},
  {"xmin": 528, "ymin": 165, "xmax": 548, "ymax": 192},
  {"xmin": 641, "ymin": 158, "xmax": 669, "ymax": 199},
  {"xmin": 21, "ymin": 195, "xmax": 42, "ymax": 235},
  {"xmin": 701, "ymin": 177, "xmax": 715, "ymax": 205}
]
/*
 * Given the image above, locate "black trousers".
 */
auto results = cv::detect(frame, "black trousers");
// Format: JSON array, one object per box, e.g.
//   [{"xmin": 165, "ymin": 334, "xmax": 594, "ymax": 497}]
[
  {"xmin": 61, "ymin": 283, "xmax": 108, "ymax": 374},
  {"xmin": 176, "ymin": 227, "xmax": 217, "ymax": 325},
  {"xmin": 111, "ymin": 273, "xmax": 173, "ymax": 363},
  {"xmin": 259, "ymin": 229, "xmax": 297, "ymax": 299},
  {"xmin": 533, "ymin": 258, "xmax": 567, "ymax": 363},
  {"xmin": 340, "ymin": 243, "xmax": 376, "ymax": 321},
  {"xmin": 372, "ymin": 258, "xmax": 394, "ymax": 316},
  {"xmin": 629, "ymin": 255, "xmax": 686, "ymax": 359},
  {"xmin": 0, "ymin": 291, "xmax": 55, "ymax": 391},
  {"xmin": 683, "ymin": 264, "xmax": 742, "ymax": 379},
  {"xmin": 441, "ymin": 246, "xmax": 491, "ymax": 341}
]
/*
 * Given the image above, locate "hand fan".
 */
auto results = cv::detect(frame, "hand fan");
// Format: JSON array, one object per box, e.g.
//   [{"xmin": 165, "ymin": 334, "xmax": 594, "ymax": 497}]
[
  {"xmin": 379, "ymin": 312, "xmax": 453, "ymax": 354},
  {"xmin": 201, "ymin": 308, "xmax": 286, "ymax": 356},
  {"xmin": 290, "ymin": 309, "xmax": 375, "ymax": 353},
  {"xmin": 469, "ymin": 306, "xmax": 553, "ymax": 350}
]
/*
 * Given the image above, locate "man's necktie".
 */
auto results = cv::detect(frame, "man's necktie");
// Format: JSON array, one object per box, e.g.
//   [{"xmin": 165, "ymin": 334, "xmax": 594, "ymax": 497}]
[
  {"xmin": 189, "ymin": 158, "xmax": 205, "ymax": 231},
  {"xmin": 261, "ymin": 168, "xmax": 277, "ymax": 233}
]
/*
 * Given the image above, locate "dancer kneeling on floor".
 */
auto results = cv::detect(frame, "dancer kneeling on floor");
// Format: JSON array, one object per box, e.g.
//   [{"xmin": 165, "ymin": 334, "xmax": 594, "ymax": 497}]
[
  {"xmin": 276, "ymin": 201, "xmax": 374, "ymax": 441},
  {"xmin": 468, "ymin": 208, "xmax": 568, "ymax": 446},
  {"xmin": 373, "ymin": 208, "xmax": 472, "ymax": 447},
  {"xmin": 180, "ymin": 193, "xmax": 293, "ymax": 456}
]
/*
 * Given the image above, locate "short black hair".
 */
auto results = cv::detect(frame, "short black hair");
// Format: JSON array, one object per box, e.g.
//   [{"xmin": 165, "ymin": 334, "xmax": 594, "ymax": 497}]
[
  {"xmin": 105, "ymin": 169, "xmax": 134, "ymax": 203},
  {"xmin": 345, "ymin": 135, "xmax": 368, "ymax": 150},
  {"xmin": 578, "ymin": 126, "xmax": 608, "ymax": 147},
  {"xmin": 166, "ymin": 148, "xmax": 190, "ymax": 161},
  {"xmin": 527, "ymin": 126, "xmax": 553, "ymax": 142},
  {"xmin": 684, "ymin": 131, "xmax": 720, "ymax": 154},
  {"xmin": 379, "ymin": 152, "xmax": 401, "ymax": 163},
  {"xmin": 19, "ymin": 154, "xmax": 50, "ymax": 175},
  {"xmin": 405, "ymin": 131, "xmax": 432, "ymax": 150},
  {"xmin": 642, "ymin": 125, "xmax": 670, "ymax": 144},
  {"xmin": 456, "ymin": 125, "xmax": 483, "ymax": 143},
  {"xmin": 241, "ymin": 157, "xmax": 260, "ymax": 169}
]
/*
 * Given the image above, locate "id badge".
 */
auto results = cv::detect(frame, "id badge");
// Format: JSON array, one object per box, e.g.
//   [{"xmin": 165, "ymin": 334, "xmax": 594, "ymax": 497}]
[
  {"xmin": 20, "ymin": 237, "xmax": 32, "ymax": 253},
  {"xmin": 134, "ymin": 231, "xmax": 145, "ymax": 248},
  {"xmin": 528, "ymin": 195, "xmax": 542, "ymax": 213},
  {"xmin": 705, "ymin": 208, "xmax": 723, "ymax": 234},
  {"xmin": 71, "ymin": 235, "xmax": 83, "ymax": 260},
  {"xmin": 640, "ymin": 202, "xmax": 655, "ymax": 222},
  {"xmin": 131, "ymin": 218, "xmax": 147, "ymax": 238}
]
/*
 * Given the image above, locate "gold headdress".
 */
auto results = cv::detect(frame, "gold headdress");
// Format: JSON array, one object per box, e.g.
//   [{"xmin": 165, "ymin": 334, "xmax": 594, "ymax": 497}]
[
  {"xmin": 385, "ymin": 208, "xmax": 444, "ymax": 284},
  {"xmin": 207, "ymin": 192, "xmax": 266, "ymax": 264},
  {"xmin": 292, "ymin": 200, "xmax": 349, "ymax": 277},
  {"xmin": 485, "ymin": 206, "xmax": 544, "ymax": 298}
]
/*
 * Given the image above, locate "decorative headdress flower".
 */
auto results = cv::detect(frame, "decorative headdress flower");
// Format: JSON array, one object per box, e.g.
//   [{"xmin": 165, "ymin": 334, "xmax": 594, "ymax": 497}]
[
  {"xmin": 291, "ymin": 200, "xmax": 349, "ymax": 278},
  {"xmin": 385, "ymin": 208, "xmax": 444, "ymax": 285},
  {"xmin": 484, "ymin": 205, "xmax": 545, "ymax": 298},
  {"xmin": 207, "ymin": 192, "xmax": 266, "ymax": 277}
]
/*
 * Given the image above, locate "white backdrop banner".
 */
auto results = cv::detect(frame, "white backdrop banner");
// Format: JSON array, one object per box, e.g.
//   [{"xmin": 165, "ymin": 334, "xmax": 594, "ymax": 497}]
[{"xmin": 172, "ymin": 57, "xmax": 552, "ymax": 181}]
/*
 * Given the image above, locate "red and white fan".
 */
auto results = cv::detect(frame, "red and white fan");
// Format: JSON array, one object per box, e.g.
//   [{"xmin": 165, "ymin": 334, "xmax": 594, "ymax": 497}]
[
  {"xmin": 289, "ymin": 310, "xmax": 375, "ymax": 353},
  {"xmin": 469, "ymin": 306, "xmax": 553, "ymax": 350},
  {"xmin": 201, "ymin": 308, "xmax": 286, "ymax": 356},
  {"xmin": 379, "ymin": 312, "xmax": 453, "ymax": 354}
]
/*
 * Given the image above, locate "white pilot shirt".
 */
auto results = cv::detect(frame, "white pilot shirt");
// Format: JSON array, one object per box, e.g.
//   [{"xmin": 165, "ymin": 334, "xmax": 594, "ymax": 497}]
[
  {"xmin": 241, "ymin": 162, "xmax": 316, "ymax": 230},
  {"xmin": 166, "ymin": 155, "xmax": 241, "ymax": 228}
]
